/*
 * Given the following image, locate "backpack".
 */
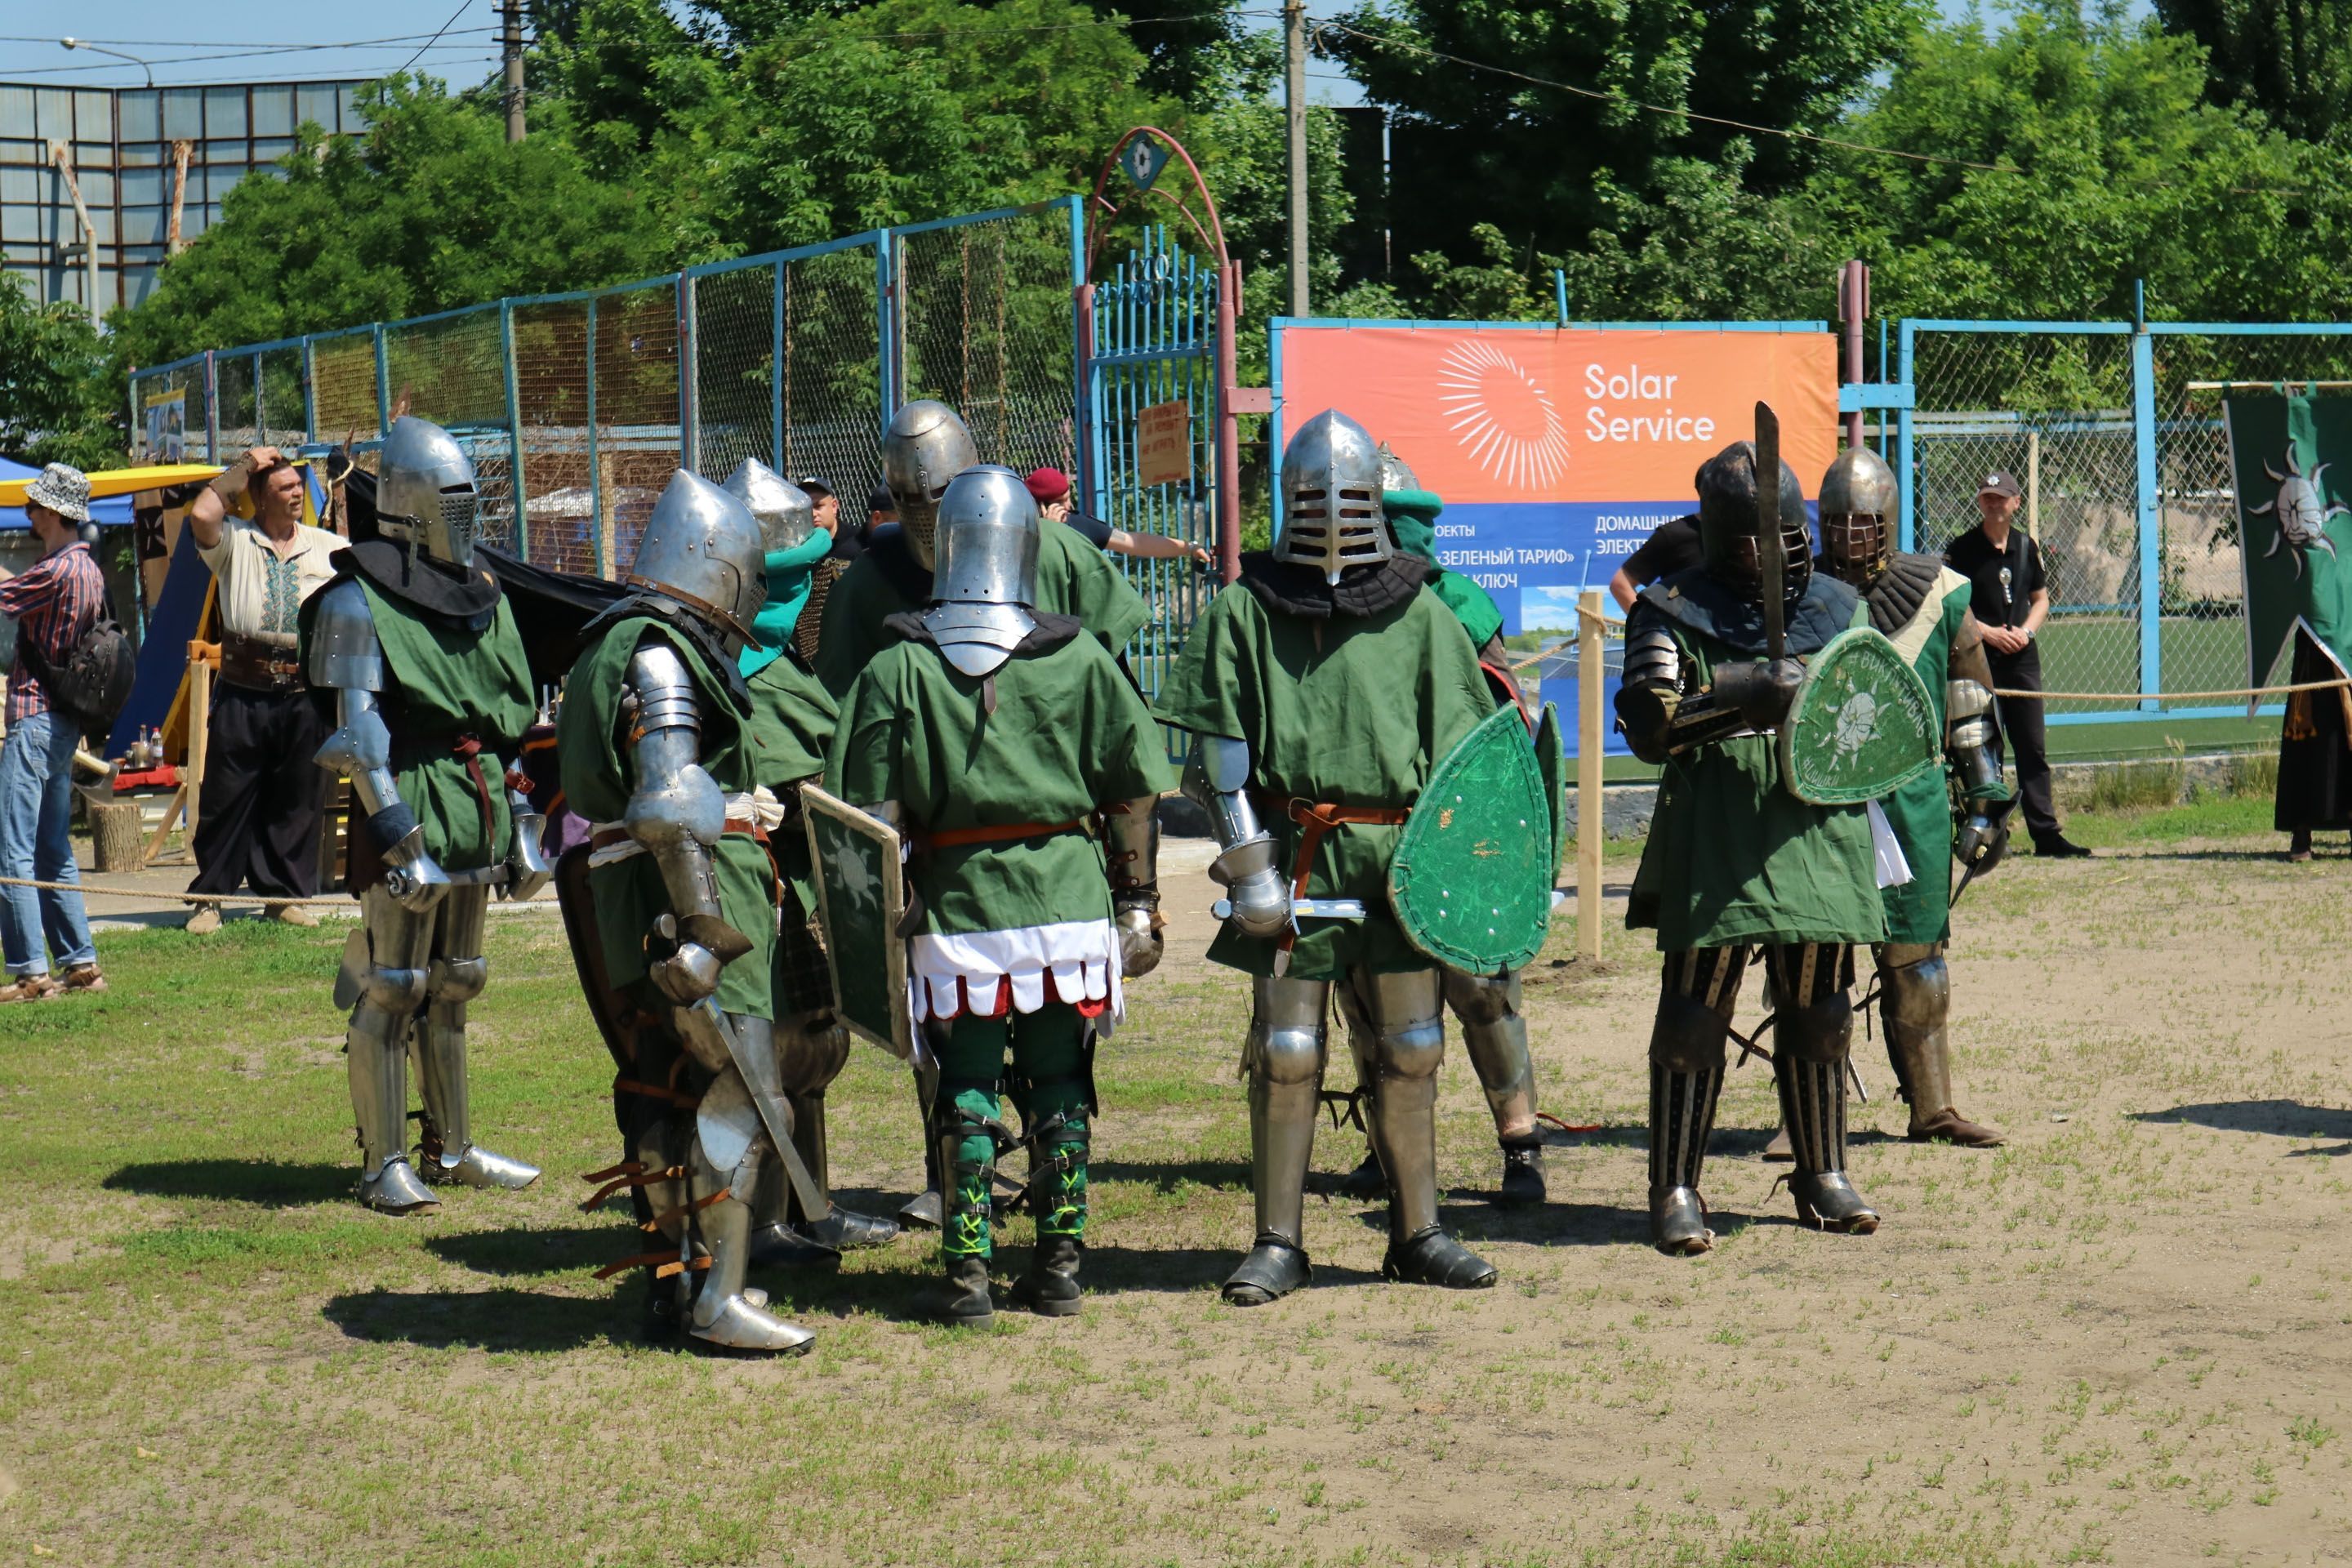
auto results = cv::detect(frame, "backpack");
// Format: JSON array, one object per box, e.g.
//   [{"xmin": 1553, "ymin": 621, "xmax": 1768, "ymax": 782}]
[{"xmin": 18, "ymin": 582, "xmax": 136, "ymax": 744}]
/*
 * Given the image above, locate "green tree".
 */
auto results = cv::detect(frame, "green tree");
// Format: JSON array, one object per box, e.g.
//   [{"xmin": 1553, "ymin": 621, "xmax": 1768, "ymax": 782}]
[
  {"xmin": 0, "ymin": 279, "xmax": 122, "ymax": 470},
  {"xmin": 2155, "ymin": 0, "xmax": 2352, "ymax": 144}
]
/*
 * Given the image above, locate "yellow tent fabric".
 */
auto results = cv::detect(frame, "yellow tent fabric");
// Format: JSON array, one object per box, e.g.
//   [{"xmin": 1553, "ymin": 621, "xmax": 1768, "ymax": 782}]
[{"xmin": 0, "ymin": 463, "xmax": 225, "ymax": 506}]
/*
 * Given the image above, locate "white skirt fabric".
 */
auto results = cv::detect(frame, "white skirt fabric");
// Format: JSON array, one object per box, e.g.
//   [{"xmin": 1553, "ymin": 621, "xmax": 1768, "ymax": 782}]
[
  {"xmin": 1865, "ymin": 799, "xmax": 1914, "ymax": 890},
  {"xmin": 909, "ymin": 917, "xmax": 1123, "ymax": 1026}
]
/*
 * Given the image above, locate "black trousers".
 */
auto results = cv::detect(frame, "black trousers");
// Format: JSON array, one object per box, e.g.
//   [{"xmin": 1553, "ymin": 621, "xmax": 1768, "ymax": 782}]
[
  {"xmin": 187, "ymin": 681, "xmax": 330, "ymax": 898},
  {"xmin": 1989, "ymin": 650, "xmax": 2059, "ymax": 841}
]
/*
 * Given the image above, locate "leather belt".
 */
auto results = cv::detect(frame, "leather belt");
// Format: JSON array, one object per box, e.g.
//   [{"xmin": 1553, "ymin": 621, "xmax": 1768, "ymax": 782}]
[
  {"xmin": 218, "ymin": 633, "xmax": 305, "ymax": 693},
  {"xmin": 1249, "ymin": 792, "xmax": 1410, "ymax": 961},
  {"xmin": 911, "ymin": 817, "xmax": 1088, "ymax": 853}
]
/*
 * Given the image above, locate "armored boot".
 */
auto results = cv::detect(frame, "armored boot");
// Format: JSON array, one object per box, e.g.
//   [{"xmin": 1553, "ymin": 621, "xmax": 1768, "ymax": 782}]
[
  {"xmin": 1360, "ymin": 970, "xmax": 1496, "ymax": 1290},
  {"xmin": 935, "ymin": 1094, "xmax": 1000, "ymax": 1325},
  {"xmin": 1448, "ymin": 969, "xmax": 1544, "ymax": 1208},
  {"xmin": 1774, "ymin": 983, "xmax": 1880, "ymax": 1235},
  {"xmin": 1223, "ymin": 977, "xmax": 1328, "ymax": 1307},
  {"xmin": 747, "ymin": 1158, "xmax": 843, "ymax": 1269},
  {"xmin": 1647, "ymin": 978, "xmax": 1734, "ymax": 1255},
  {"xmin": 685, "ymin": 1144, "xmax": 816, "ymax": 1355},
  {"xmin": 1012, "ymin": 1105, "xmax": 1088, "ymax": 1317},
  {"xmin": 412, "ymin": 891, "xmax": 538, "ymax": 1191},
  {"xmin": 788, "ymin": 1089, "xmax": 902, "ymax": 1250},
  {"xmin": 344, "ymin": 889, "xmax": 437, "ymax": 1214},
  {"xmin": 1877, "ymin": 945, "xmax": 2003, "ymax": 1148}
]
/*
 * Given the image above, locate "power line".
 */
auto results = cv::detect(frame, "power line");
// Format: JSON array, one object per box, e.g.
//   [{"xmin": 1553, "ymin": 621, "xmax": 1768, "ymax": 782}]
[
  {"xmin": 0, "ymin": 29, "xmax": 498, "ymax": 48},
  {"xmin": 396, "ymin": 1, "xmax": 484, "ymax": 78}
]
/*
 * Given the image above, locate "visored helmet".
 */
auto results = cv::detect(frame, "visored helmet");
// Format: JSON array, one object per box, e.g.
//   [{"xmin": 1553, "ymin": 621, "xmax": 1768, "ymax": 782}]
[
  {"xmin": 1817, "ymin": 446, "xmax": 1900, "ymax": 589},
  {"xmin": 1695, "ymin": 440, "xmax": 1811, "ymax": 608},
  {"xmin": 922, "ymin": 465, "xmax": 1040, "ymax": 679},
  {"xmin": 628, "ymin": 470, "xmax": 767, "ymax": 648},
  {"xmin": 880, "ymin": 399, "xmax": 979, "ymax": 571},
  {"xmin": 722, "ymin": 457, "xmax": 815, "ymax": 552},
  {"xmin": 376, "ymin": 416, "xmax": 480, "ymax": 568},
  {"xmin": 1278, "ymin": 409, "xmax": 1391, "ymax": 585}
]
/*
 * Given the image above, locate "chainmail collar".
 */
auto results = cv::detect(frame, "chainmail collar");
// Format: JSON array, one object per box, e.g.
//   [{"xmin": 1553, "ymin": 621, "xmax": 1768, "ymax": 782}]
[
  {"xmin": 1236, "ymin": 550, "xmax": 1429, "ymax": 621},
  {"xmin": 334, "ymin": 540, "xmax": 503, "ymax": 631},
  {"xmin": 1637, "ymin": 567, "xmax": 1855, "ymax": 657},
  {"xmin": 579, "ymin": 593, "xmax": 753, "ymax": 715},
  {"xmin": 1862, "ymin": 552, "xmax": 1944, "ymax": 637}
]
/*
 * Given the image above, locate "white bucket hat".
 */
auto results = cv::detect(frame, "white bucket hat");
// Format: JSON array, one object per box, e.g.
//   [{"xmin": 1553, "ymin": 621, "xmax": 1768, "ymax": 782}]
[{"xmin": 25, "ymin": 462, "xmax": 91, "ymax": 524}]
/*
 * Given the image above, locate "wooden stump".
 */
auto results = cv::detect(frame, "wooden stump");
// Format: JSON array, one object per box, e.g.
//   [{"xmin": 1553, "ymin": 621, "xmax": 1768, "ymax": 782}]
[{"xmin": 91, "ymin": 800, "xmax": 145, "ymax": 873}]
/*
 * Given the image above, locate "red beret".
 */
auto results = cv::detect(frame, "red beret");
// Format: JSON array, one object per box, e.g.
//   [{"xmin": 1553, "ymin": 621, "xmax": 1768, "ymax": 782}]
[{"xmin": 1024, "ymin": 466, "xmax": 1071, "ymax": 505}]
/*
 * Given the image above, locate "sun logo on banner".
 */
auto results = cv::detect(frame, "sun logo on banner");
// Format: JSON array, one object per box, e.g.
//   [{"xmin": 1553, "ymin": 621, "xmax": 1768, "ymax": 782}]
[{"xmin": 1436, "ymin": 339, "xmax": 1569, "ymax": 492}]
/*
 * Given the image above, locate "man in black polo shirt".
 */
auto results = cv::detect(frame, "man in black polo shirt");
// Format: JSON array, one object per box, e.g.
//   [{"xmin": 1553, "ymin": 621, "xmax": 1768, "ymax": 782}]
[
  {"xmin": 1944, "ymin": 472, "xmax": 2088, "ymax": 858},
  {"xmin": 1606, "ymin": 513, "xmax": 1704, "ymax": 609}
]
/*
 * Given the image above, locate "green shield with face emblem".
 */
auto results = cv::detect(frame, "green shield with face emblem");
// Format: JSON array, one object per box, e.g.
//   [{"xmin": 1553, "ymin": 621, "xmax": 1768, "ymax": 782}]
[
  {"xmin": 1778, "ymin": 626, "xmax": 1941, "ymax": 805},
  {"xmin": 1388, "ymin": 702, "xmax": 1555, "ymax": 975},
  {"xmin": 1533, "ymin": 701, "xmax": 1566, "ymax": 883}
]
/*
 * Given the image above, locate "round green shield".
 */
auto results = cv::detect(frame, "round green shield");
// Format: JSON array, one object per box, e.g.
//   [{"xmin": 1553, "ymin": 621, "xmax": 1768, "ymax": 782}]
[
  {"xmin": 1778, "ymin": 626, "xmax": 1941, "ymax": 805},
  {"xmin": 1388, "ymin": 703, "xmax": 1555, "ymax": 974}
]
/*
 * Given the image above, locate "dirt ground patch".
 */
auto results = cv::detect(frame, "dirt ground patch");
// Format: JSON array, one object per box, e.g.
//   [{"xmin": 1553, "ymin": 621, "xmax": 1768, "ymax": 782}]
[{"xmin": 2, "ymin": 831, "xmax": 2348, "ymax": 1566}]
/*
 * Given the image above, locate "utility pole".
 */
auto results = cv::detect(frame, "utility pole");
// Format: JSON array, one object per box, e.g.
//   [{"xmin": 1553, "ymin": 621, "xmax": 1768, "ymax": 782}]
[
  {"xmin": 501, "ymin": 2, "xmax": 526, "ymax": 144},
  {"xmin": 1283, "ymin": 0, "xmax": 1309, "ymax": 318}
]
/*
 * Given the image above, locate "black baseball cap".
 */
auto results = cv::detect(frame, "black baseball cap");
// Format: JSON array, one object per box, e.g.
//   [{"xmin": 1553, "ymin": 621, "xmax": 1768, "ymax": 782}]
[
  {"xmin": 1977, "ymin": 471, "xmax": 2021, "ymax": 499},
  {"xmin": 795, "ymin": 475, "xmax": 833, "ymax": 498},
  {"xmin": 868, "ymin": 485, "xmax": 898, "ymax": 514}
]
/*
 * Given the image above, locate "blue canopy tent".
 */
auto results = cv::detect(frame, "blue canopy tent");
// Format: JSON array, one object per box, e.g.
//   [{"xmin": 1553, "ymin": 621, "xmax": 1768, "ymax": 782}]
[{"xmin": 0, "ymin": 456, "xmax": 137, "ymax": 529}]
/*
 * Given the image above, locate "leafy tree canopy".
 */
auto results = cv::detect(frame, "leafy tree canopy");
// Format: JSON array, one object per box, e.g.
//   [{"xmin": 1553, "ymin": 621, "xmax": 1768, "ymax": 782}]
[
  {"xmin": 2154, "ymin": 0, "xmax": 2352, "ymax": 144},
  {"xmin": 0, "ymin": 281, "xmax": 119, "ymax": 470}
]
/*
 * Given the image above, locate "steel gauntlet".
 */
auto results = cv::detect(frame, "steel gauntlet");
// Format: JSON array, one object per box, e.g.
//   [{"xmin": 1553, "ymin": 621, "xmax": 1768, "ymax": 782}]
[{"xmin": 1182, "ymin": 737, "xmax": 1289, "ymax": 939}]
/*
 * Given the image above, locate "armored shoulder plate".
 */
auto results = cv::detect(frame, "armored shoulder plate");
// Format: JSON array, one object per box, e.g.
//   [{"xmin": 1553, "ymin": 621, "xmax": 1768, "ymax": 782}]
[
  {"xmin": 625, "ymin": 639, "xmax": 702, "ymax": 736},
  {"xmin": 1864, "ymin": 553, "xmax": 1944, "ymax": 638},
  {"xmin": 306, "ymin": 577, "xmax": 385, "ymax": 691}
]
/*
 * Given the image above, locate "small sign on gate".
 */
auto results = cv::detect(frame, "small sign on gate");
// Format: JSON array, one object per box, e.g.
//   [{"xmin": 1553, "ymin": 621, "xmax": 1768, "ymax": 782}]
[{"xmin": 1136, "ymin": 400, "xmax": 1191, "ymax": 488}]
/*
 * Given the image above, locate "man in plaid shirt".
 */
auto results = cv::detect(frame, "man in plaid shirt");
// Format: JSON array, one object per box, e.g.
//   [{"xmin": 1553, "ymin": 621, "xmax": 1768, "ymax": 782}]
[{"xmin": 0, "ymin": 464, "xmax": 108, "ymax": 1000}]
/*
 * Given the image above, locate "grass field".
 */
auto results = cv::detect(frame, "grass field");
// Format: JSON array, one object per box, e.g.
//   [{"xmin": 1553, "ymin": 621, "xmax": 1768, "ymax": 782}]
[{"xmin": 3, "ymin": 797, "xmax": 2348, "ymax": 1566}]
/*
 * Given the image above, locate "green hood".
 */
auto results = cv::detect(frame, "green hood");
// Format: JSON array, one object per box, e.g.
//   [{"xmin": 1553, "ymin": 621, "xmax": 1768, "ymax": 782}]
[{"xmin": 1384, "ymin": 488, "xmax": 1443, "ymax": 564}]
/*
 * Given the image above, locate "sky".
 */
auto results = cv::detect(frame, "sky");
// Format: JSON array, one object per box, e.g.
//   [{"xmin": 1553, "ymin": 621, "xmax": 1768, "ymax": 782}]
[{"xmin": 2, "ymin": 0, "xmax": 2152, "ymax": 100}]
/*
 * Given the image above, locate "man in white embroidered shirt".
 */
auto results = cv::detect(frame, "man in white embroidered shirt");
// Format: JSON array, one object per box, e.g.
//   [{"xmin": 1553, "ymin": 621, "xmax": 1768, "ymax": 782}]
[{"xmin": 182, "ymin": 445, "xmax": 344, "ymax": 932}]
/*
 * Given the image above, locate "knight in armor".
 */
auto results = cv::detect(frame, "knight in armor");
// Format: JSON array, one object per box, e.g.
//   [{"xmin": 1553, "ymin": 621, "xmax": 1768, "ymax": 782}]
[
  {"xmin": 1330, "ymin": 443, "xmax": 1547, "ymax": 1208},
  {"xmin": 1810, "ymin": 446, "xmax": 2010, "ymax": 1148},
  {"xmin": 813, "ymin": 400, "xmax": 1153, "ymax": 1234},
  {"xmin": 722, "ymin": 459, "xmax": 900, "ymax": 1259},
  {"xmin": 555, "ymin": 469, "xmax": 814, "ymax": 1353},
  {"xmin": 299, "ymin": 416, "xmax": 549, "ymax": 1215},
  {"xmin": 1615, "ymin": 441, "xmax": 1886, "ymax": 1255},
  {"xmin": 824, "ymin": 466, "xmax": 1173, "ymax": 1323},
  {"xmin": 1158, "ymin": 408, "xmax": 1501, "ymax": 1306}
]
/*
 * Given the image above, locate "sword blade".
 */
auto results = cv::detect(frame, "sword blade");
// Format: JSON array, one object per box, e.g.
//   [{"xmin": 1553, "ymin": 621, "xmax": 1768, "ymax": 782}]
[{"xmin": 1754, "ymin": 400, "xmax": 1786, "ymax": 664}]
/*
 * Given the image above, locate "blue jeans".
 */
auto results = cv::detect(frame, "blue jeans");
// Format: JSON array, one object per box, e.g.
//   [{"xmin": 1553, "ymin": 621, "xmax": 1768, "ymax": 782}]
[{"xmin": 0, "ymin": 711, "xmax": 95, "ymax": 978}]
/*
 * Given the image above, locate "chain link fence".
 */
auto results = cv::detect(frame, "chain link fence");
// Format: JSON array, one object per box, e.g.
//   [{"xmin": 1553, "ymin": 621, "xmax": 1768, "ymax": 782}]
[{"xmin": 127, "ymin": 199, "xmax": 1078, "ymax": 588}]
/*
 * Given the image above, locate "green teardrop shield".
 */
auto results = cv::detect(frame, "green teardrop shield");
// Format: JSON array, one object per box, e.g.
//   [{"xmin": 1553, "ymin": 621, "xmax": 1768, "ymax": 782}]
[
  {"xmin": 1388, "ymin": 702, "xmax": 1555, "ymax": 975},
  {"xmin": 1777, "ymin": 626, "xmax": 1942, "ymax": 805},
  {"xmin": 1533, "ymin": 701, "xmax": 1566, "ymax": 883}
]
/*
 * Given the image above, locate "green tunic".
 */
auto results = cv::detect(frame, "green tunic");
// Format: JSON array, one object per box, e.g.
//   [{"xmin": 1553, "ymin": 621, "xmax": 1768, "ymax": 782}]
[
  {"xmin": 312, "ymin": 581, "xmax": 534, "ymax": 872},
  {"xmin": 556, "ymin": 615, "xmax": 779, "ymax": 1020},
  {"xmin": 1388, "ymin": 486, "xmax": 1506, "ymax": 652},
  {"xmin": 745, "ymin": 650, "xmax": 836, "ymax": 975},
  {"xmin": 1873, "ymin": 563, "xmax": 2012, "ymax": 947},
  {"xmin": 1628, "ymin": 610, "xmax": 1886, "ymax": 952},
  {"xmin": 1157, "ymin": 576, "xmax": 1491, "ymax": 979},
  {"xmin": 812, "ymin": 518, "xmax": 1153, "ymax": 697},
  {"xmin": 825, "ymin": 624, "xmax": 1174, "ymax": 938}
]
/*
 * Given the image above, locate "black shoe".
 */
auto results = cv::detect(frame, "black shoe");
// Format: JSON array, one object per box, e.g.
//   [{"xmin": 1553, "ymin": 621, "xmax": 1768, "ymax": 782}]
[
  {"xmin": 747, "ymin": 1222, "xmax": 842, "ymax": 1268},
  {"xmin": 1381, "ymin": 1225, "xmax": 1499, "ymax": 1289},
  {"xmin": 1495, "ymin": 1138, "xmax": 1545, "ymax": 1208},
  {"xmin": 940, "ymin": 1255, "xmax": 994, "ymax": 1325},
  {"xmin": 1336, "ymin": 1147, "xmax": 1388, "ymax": 1200},
  {"xmin": 1011, "ymin": 1234, "xmax": 1084, "ymax": 1317},
  {"xmin": 803, "ymin": 1206, "xmax": 902, "ymax": 1251},
  {"xmin": 1222, "ymin": 1235, "xmax": 1312, "ymax": 1306},
  {"xmin": 2034, "ymin": 835, "xmax": 2092, "ymax": 858}
]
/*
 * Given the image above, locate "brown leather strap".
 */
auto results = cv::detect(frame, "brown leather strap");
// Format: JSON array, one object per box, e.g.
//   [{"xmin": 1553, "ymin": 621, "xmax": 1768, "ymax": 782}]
[
  {"xmin": 1253, "ymin": 795, "xmax": 1410, "ymax": 962},
  {"xmin": 914, "ymin": 817, "xmax": 1087, "ymax": 852},
  {"xmin": 452, "ymin": 735, "xmax": 496, "ymax": 848},
  {"xmin": 589, "ymin": 819, "xmax": 767, "ymax": 853}
]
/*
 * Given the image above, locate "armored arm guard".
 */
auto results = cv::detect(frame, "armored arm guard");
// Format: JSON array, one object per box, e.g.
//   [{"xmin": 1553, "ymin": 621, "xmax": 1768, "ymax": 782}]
[
  {"xmin": 504, "ymin": 782, "xmax": 552, "ymax": 902},
  {"xmin": 1102, "ymin": 794, "xmax": 1163, "ymax": 977},
  {"xmin": 1946, "ymin": 614, "xmax": 2009, "ymax": 872},
  {"xmin": 1614, "ymin": 612, "xmax": 1799, "ymax": 763},
  {"xmin": 1181, "ymin": 736, "xmax": 1288, "ymax": 938},
  {"xmin": 309, "ymin": 578, "xmax": 449, "ymax": 913},
  {"xmin": 621, "ymin": 640, "xmax": 749, "ymax": 1001}
]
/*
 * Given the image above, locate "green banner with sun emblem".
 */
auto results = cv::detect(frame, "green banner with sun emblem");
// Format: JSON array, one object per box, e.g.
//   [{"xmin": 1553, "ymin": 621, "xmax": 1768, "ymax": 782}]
[
  {"xmin": 2225, "ymin": 391, "xmax": 2352, "ymax": 683},
  {"xmin": 1777, "ymin": 627, "xmax": 1941, "ymax": 805}
]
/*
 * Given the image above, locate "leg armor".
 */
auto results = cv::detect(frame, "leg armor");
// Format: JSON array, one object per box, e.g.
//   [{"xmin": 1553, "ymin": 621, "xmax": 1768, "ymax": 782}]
[
  {"xmin": 899, "ymin": 1032, "xmax": 947, "ymax": 1231},
  {"xmin": 1648, "ymin": 947, "xmax": 1746, "ymax": 1254},
  {"xmin": 932, "ymin": 1043, "xmax": 1007, "ymax": 1326},
  {"xmin": 1446, "ymin": 968, "xmax": 1545, "ymax": 1207},
  {"xmin": 758, "ymin": 1013, "xmax": 898, "ymax": 1255},
  {"xmin": 1009, "ymin": 1009, "xmax": 1093, "ymax": 1318},
  {"xmin": 412, "ymin": 884, "xmax": 539, "ymax": 1191},
  {"xmin": 684, "ymin": 1017, "xmax": 815, "ymax": 1353},
  {"xmin": 1221, "ymin": 975, "xmax": 1328, "ymax": 1307},
  {"xmin": 1352, "ymin": 967, "xmax": 1496, "ymax": 1290},
  {"xmin": 1875, "ymin": 942, "xmax": 2003, "ymax": 1148},
  {"xmin": 343, "ymin": 885, "xmax": 436, "ymax": 1214},
  {"xmin": 1767, "ymin": 944, "xmax": 1879, "ymax": 1235}
]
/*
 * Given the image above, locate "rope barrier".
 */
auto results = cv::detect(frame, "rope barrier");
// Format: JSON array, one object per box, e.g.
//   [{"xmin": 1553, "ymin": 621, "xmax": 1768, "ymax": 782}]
[
  {"xmin": 0, "ymin": 875, "xmax": 355, "ymax": 908},
  {"xmin": 1993, "ymin": 679, "xmax": 2350, "ymax": 702}
]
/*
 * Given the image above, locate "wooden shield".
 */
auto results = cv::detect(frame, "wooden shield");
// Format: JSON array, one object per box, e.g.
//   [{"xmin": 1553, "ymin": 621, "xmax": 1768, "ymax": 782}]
[
  {"xmin": 1388, "ymin": 703, "xmax": 1555, "ymax": 976},
  {"xmin": 1779, "ymin": 626, "xmax": 1941, "ymax": 805}
]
